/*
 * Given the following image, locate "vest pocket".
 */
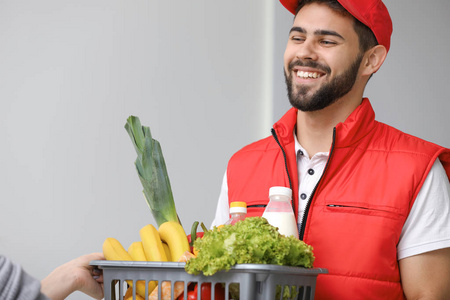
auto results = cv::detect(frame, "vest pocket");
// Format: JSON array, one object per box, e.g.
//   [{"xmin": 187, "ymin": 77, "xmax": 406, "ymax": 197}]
[
  {"xmin": 246, "ymin": 202, "xmax": 267, "ymax": 218},
  {"xmin": 325, "ymin": 203, "xmax": 402, "ymax": 220}
]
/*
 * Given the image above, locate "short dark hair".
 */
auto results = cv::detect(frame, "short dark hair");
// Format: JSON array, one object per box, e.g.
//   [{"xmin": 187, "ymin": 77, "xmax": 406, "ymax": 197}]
[{"xmin": 296, "ymin": 0, "xmax": 378, "ymax": 53}]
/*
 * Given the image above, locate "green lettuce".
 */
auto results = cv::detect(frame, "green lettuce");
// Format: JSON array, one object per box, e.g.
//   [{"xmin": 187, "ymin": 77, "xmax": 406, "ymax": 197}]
[{"xmin": 185, "ymin": 217, "xmax": 314, "ymax": 276}]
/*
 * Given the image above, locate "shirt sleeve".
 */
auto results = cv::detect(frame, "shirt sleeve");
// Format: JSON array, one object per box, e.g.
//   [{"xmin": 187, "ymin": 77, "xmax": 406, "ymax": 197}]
[
  {"xmin": 397, "ymin": 158, "xmax": 450, "ymax": 260},
  {"xmin": 210, "ymin": 170, "xmax": 230, "ymax": 228},
  {"xmin": 0, "ymin": 256, "xmax": 50, "ymax": 300}
]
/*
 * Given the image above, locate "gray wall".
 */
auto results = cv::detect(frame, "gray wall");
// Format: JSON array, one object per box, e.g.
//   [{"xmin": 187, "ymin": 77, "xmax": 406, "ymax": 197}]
[
  {"xmin": 0, "ymin": 1, "xmax": 273, "ymax": 299},
  {"xmin": 0, "ymin": 1, "xmax": 448, "ymax": 300}
]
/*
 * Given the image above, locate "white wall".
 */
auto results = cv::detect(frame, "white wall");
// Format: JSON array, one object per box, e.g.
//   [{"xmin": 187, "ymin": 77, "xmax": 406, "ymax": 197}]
[
  {"xmin": 1, "ymin": 1, "xmax": 449, "ymax": 300},
  {"xmin": 0, "ymin": 1, "xmax": 272, "ymax": 299}
]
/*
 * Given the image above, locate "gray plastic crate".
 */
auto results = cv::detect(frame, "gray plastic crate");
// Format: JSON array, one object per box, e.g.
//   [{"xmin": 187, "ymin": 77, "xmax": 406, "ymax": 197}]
[{"xmin": 90, "ymin": 260, "xmax": 327, "ymax": 300}]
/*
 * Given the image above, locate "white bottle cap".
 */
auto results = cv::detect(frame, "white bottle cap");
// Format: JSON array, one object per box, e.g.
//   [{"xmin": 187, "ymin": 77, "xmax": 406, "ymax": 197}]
[
  {"xmin": 269, "ymin": 186, "xmax": 292, "ymax": 199},
  {"xmin": 230, "ymin": 201, "xmax": 247, "ymax": 214}
]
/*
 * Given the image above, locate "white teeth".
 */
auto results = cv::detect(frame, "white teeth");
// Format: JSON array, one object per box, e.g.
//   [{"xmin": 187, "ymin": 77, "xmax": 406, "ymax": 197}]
[{"xmin": 296, "ymin": 70, "xmax": 321, "ymax": 79}]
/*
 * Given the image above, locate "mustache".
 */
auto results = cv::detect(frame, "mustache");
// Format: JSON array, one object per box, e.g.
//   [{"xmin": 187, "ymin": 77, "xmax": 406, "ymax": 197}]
[{"xmin": 288, "ymin": 60, "xmax": 331, "ymax": 74}]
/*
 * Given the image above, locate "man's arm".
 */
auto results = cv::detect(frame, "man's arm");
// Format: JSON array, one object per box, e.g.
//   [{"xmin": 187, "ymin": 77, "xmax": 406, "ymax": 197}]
[{"xmin": 399, "ymin": 247, "xmax": 450, "ymax": 300}]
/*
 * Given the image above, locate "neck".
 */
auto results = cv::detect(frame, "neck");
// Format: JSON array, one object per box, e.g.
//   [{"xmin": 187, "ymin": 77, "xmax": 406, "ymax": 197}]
[{"xmin": 296, "ymin": 93, "xmax": 363, "ymax": 157}]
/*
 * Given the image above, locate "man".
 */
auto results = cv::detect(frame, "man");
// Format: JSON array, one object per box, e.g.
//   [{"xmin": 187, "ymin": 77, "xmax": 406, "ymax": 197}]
[{"xmin": 211, "ymin": 0, "xmax": 450, "ymax": 298}]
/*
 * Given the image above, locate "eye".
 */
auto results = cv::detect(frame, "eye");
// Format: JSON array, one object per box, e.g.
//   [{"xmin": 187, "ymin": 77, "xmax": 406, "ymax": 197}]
[
  {"xmin": 320, "ymin": 40, "xmax": 337, "ymax": 46},
  {"xmin": 290, "ymin": 35, "xmax": 305, "ymax": 43}
]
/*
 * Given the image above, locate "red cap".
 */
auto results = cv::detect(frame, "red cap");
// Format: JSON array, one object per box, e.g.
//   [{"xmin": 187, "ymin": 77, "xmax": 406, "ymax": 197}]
[{"xmin": 280, "ymin": 0, "xmax": 393, "ymax": 52}]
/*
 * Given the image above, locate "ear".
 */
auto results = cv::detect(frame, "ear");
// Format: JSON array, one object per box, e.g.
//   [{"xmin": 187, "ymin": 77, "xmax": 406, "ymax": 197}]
[{"xmin": 361, "ymin": 45, "xmax": 387, "ymax": 76}]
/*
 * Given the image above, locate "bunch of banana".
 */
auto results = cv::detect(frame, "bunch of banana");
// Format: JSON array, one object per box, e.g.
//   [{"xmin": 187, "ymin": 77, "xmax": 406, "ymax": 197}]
[{"xmin": 102, "ymin": 221, "xmax": 191, "ymax": 299}]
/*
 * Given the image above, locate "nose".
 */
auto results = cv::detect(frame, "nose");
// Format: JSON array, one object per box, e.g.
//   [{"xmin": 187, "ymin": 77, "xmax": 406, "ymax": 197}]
[{"xmin": 295, "ymin": 40, "xmax": 319, "ymax": 61}]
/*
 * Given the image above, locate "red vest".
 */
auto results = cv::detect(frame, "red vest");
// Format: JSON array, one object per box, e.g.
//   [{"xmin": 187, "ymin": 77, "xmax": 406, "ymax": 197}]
[{"xmin": 226, "ymin": 99, "xmax": 450, "ymax": 299}]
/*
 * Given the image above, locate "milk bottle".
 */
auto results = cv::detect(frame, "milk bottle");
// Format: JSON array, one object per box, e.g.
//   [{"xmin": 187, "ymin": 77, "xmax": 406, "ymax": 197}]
[{"xmin": 262, "ymin": 186, "xmax": 299, "ymax": 239}]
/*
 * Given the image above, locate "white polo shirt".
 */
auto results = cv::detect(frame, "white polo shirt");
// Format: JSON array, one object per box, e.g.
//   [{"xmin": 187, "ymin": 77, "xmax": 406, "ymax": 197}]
[{"xmin": 211, "ymin": 136, "xmax": 450, "ymax": 260}]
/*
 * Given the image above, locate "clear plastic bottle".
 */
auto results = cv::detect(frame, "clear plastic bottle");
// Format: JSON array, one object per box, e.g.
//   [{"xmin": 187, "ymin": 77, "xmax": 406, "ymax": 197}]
[
  {"xmin": 262, "ymin": 186, "xmax": 299, "ymax": 239},
  {"xmin": 224, "ymin": 201, "xmax": 247, "ymax": 225}
]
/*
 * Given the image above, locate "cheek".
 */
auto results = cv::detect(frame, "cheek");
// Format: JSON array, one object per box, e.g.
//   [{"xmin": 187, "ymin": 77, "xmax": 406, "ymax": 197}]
[
  {"xmin": 328, "ymin": 47, "xmax": 361, "ymax": 71},
  {"xmin": 283, "ymin": 48, "xmax": 293, "ymax": 71},
  {"xmin": 333, "ymin": 57, "xmax": 358, "ymax": 76},
  {"xmin": 318, "ymin": 55, "xmax": 342, "ymax": 76}
]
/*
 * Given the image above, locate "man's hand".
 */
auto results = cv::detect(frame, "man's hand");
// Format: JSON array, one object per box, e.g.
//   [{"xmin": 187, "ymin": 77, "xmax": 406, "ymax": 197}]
[
  {"xmin": 400, "ymin": 247, "xmax": 450, "ymax": 299},
  {"xmin": 41, "ymin": 252, "xmax": 104, "ymax": 300}
]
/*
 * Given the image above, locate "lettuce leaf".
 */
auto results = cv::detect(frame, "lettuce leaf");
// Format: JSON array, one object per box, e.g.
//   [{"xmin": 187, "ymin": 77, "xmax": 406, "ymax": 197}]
[{"xmin": 185, "ymin": 217, "xmax": 314, "ymax": 276}]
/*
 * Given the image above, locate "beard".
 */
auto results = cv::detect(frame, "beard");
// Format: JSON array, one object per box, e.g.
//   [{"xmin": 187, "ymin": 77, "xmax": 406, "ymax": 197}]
[{"xmin": 284, "ymin": 54, "xmax": 363, "ymax": 112}]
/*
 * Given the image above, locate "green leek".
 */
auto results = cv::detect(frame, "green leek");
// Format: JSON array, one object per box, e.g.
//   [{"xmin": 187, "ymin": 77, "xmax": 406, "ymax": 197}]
[{"xmin": 125, "ymin": 116, "xmax": 179, "ymax": 226}]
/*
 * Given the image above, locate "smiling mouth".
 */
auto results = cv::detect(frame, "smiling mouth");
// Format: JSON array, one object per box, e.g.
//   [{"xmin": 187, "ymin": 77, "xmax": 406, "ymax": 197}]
[{"xmin": 296, "ymin": 70, "xmax": 325, "ymax": 79}]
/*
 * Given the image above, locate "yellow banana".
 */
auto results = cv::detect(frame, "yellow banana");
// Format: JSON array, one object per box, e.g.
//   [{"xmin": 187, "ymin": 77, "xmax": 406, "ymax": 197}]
[
  {"xmin": 128, "ymin": 241, "xmax": 158, "ymax": 297},
  {"xmin": 139, "ymin": 224, "xmax": 168, "ymax": 261},
  {"xmin": 103, "ymin": 237, "xmax": 133, "ymax": 261},
  {"xmin": 103, "ymin": 238, "xmax": 155, "ymax": 298},
  {"xmin": 128, "ymin": 241, "xmax": 147, "ymax": 261},
  {"xmin": 124, "ymin": 287, "xmax": 145, "ymax": 300},
  {"xmin": 135, "ymin": 281, "xmax": 154, "ymax": 299},
  {"xmin": 162, "ymin": 241, "xmax": 172, "ymax": 262},
  {"xmin": 102, "ymin": 238, "xmax": 137, "ymax": 295},
  {"xmin": 158, "ymin": 221, "xmax": 190, "ymax": 262}
]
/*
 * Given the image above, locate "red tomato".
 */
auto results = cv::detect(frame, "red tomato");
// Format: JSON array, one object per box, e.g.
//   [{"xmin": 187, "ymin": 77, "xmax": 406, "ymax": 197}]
[
  {"xmin": 198, "ymin": 282, "xmax": 226, "ymax": 300},
  {"xmin": 179, "ymin": 283, "xmax": 226, "ymax": 300},
  {"xmin": 188, "ymin": 291, "xmax": 197, "ymax": 300},
  {"xmin": 176, "ymin": 290, "xmax": 196, "ymax": 300}
]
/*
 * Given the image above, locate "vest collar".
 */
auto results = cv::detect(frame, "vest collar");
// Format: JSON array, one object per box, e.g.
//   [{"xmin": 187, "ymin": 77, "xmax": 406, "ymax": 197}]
[
  {"xmin": 273, "ymin": 98, "xmax": 376, "ymax": 148},
  {"xmin": 334, "ymin": 98, "xmax": 376, "ymax": 148}
]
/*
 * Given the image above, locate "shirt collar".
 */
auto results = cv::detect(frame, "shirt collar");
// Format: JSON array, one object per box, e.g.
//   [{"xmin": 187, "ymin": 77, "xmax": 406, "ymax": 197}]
[{"xmin": 294, "ymin": 130, "xmax": 329, "ymax": 160}]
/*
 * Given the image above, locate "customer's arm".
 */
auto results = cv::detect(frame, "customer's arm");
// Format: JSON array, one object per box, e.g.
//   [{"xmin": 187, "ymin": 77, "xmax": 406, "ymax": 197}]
[
  {"xmin": 0, "ymin": 255, "xmax": 49, "ymax": 300},
  {"xmin": 40, "ymin": 253, "xmax": 104, "ymax": 300},
  {"xmin": 399, "ymin": 247, "xmax": 450, "ymax": 300}
]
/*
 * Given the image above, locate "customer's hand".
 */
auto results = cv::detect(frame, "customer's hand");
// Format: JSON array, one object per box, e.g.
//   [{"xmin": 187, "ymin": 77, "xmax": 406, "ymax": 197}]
[{"xmin": 41, "ymin": 252, "xmax": 104, "ymax": 300}]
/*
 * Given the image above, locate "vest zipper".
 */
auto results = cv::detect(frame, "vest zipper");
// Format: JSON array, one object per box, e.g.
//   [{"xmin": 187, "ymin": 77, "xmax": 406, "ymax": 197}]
[
  {"xmin": 271, "ymin": 128, "xmax": 294, "ymax": 209},
  {"xmin": 299, "ymin": 128, "xmax": 337, "ymax": 240}
]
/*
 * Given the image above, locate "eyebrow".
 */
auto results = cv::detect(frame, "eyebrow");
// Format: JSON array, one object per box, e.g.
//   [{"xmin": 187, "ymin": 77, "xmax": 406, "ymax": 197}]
[{"xmin": 289, "ymin": 26, "xmax": 345, "ymax": 40}]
